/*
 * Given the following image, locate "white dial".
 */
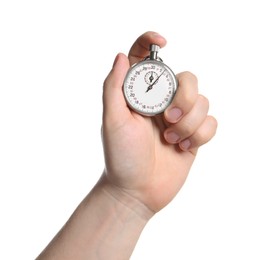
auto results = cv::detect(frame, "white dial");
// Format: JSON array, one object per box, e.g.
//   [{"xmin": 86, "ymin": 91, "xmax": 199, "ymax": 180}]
[{"xmin": 123, "ymin": 59, "xmax": 177, "ymax": 116}]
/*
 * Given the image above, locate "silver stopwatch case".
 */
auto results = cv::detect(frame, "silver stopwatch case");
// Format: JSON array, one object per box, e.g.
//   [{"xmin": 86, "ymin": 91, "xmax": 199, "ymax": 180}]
[{"xmin": 123, "ymin": 44, "xmax": 177, "ymax": 116}]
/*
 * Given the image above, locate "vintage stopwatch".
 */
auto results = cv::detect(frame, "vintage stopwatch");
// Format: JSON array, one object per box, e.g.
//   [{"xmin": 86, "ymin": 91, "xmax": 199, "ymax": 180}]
[{"xmin": 123, "ymin": 44, "xmax": 177, "ymax": 116}]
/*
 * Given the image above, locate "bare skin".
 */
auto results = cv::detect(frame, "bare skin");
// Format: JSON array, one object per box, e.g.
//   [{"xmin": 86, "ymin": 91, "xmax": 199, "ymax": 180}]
[{"xmin": 36, "ymin": 31, "xmax": 217, "ymax": 260}]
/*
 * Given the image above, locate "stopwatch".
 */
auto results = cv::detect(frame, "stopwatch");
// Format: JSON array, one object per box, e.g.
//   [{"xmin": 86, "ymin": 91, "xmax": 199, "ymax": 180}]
[{"xmin": 123, "ymin": 44, "xmax": 177, "ymax": 116}]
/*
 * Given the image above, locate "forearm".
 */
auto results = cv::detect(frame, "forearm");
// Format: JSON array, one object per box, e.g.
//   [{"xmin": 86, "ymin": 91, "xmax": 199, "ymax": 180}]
[{"xmin": 36, "ymin": 175, "xmax": 154, "ymax": 260}]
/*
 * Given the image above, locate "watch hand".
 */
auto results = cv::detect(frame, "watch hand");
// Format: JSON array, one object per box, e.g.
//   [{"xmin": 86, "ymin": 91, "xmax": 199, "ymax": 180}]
[
  {"xmin": 145, "ymin": 69, "xmax": 166, "ymax": 93},
  {"xmin": 149, "ymin": 72, "xmax": 154, "ymax": 82}
]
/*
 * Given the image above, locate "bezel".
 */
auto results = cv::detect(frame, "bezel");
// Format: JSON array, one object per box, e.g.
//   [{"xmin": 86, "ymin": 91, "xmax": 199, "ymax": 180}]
[{"xmin": 123, "ymin": 59, "xmax": 177, "ymax": 116}]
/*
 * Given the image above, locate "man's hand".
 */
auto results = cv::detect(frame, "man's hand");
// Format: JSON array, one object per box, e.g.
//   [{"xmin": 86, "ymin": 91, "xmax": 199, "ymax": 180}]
[{"xmin": 102, "ymin": 31, "xmax": 217, "ymax": 213}]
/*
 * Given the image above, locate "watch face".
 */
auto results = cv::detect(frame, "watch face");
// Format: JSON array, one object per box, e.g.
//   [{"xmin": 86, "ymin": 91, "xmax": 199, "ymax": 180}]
[{"xmin": 123, "ymin": 60, "xmax": 177, "ymax": 116}]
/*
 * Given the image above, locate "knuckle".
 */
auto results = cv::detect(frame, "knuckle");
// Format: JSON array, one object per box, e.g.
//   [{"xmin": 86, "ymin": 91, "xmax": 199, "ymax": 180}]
[
  {"xmin": 195, "ymin": 129, "xmax": 209, "ymax": 143},
  {"xmin": 180, "ymin": 88, "xmax": 197, "ymax": 110},
  {"xmin": 180, "ymin": 119, "xmax": 195, "ymax": 138},
  {"xmin": 179, "ymin": 71, "xmax": 198, "ymax": 86},
  {"xmin": 198, "ymin": 94, "xmax": 209, "ymax": 105},
  {"xmin": 195, "ymin": 116, "xmax": 218, "ymax": 143},
  {"xmin": 208, "ymin": 115, "xmax": 218, "ymax": 132},
  {"xmin": 198, "ymin": 94, "xmax": 210, "ymax": 111},
  {"xmin": 176, "ymin": 72, "xmax": 199, "ymax": 111}
]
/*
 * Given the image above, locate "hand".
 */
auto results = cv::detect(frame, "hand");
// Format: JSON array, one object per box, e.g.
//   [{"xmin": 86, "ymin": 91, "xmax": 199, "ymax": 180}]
[
  {"xmin": 102, "ymin": 31, "xmax": 217, "ymax": 213},
  {"xmin": 35, "ymin": 32, "xmax": 217, "ymax": 260}
]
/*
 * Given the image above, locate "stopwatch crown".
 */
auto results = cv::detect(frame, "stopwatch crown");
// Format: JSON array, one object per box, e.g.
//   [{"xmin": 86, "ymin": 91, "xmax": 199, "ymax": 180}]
[
  {"xmin": 150, "ymin": 44, "xmax": 160, "ymax": 52},
  {"xmin": 149, "ymin": 44, "xmax": 160, "ymax": 60}
]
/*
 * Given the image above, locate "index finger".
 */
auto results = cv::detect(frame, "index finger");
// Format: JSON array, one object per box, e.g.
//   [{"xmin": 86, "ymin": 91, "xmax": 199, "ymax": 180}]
[{"xmin": 128, "ymin": 31, "xmax": 167, "ymax": 65}]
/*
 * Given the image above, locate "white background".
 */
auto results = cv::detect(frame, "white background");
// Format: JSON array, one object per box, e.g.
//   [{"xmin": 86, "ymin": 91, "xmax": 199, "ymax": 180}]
[{"xmin": 0, "ymin": 0, "xmax": 252, "ymax": 259}]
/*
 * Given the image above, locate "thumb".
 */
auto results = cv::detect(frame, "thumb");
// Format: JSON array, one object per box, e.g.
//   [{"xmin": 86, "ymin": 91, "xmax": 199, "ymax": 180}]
[{"xmin": 103, "ymin": 53, "xmax": 131, "ymax": 124}]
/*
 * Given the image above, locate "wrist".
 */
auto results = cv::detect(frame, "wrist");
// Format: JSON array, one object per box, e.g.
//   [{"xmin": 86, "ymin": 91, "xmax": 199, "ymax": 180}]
[
  {"xmin": 98, "ymin": 173, "xmax": 155, "ymax": 222},
  {"xmin": 37, "ymin": 173, "xmax": 155, "ymax": 260},
  {"xmin": 73, "ymin": 173, "xmax": 155, "ymax": 259}
]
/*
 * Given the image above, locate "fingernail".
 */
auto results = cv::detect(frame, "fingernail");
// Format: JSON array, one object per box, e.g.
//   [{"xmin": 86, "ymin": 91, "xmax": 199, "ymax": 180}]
[
  {"xmin": 153, "ymin": 32, "xmax": 162, "ymax": 37},
  {"xmin": 180, "ymin": 139, "xmax": 191, "ymax": 151},
  {"xmin": 166, "ymin": 107, "xmax": 183, "ymax": 123},
  {"xmin": 165, "ymin": 132, "xmax": 180, "ymax": 143}
]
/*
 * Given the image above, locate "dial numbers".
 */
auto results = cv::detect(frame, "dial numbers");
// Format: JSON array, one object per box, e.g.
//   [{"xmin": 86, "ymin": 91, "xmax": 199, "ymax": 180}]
[{"xmin": 123, "ymin": 60, "xmax": 177, "ymax": 116}]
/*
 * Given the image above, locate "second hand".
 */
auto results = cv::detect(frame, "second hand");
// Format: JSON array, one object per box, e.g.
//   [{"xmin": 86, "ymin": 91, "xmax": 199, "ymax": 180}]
[{"xmin": 145, "ymin": 69, "xmax": 166, "ymax": 93}]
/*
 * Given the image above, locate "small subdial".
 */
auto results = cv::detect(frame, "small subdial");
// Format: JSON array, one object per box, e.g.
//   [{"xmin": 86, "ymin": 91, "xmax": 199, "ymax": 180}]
[{"xmin": 144, "ymin": 71, "xmax": 158, "ymax": 85}]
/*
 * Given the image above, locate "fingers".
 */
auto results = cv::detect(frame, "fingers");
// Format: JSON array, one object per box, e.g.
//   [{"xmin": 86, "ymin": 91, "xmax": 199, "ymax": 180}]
[
  {"xmin": 164, "ymin": 72, "xmax": 199, "ymax": 123},
  {"xmin": 164, "ymin": 95, "xmax": 209, "ymax": 142},
  {"xmin": 128, "ymin": 31, "xmax": 167, "ymax": 65},
  {"xmin": 163, "ymin": 72, "xmax": 218, "ymax": 152},
  {"xmin": 179, "ymin": 116, "xmax": 218, "ymax": 152}
]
